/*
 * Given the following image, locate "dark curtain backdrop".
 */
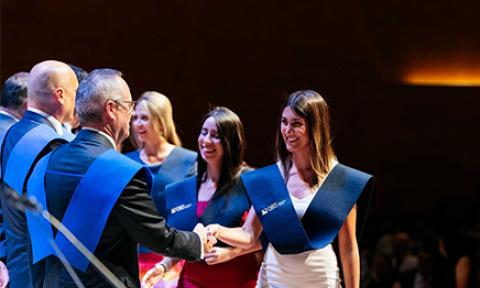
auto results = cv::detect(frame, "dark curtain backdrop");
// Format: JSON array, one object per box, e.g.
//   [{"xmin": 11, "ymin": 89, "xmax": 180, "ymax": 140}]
[{"xmin": 2, "ymin": 1, "xmax": 479, "ymax": 237}]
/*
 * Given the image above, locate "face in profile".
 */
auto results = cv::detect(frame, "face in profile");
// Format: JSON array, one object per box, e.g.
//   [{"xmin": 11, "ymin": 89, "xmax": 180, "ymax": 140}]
[
  {"xmin": 280, "ymin": 106, "xmax": 310, "ymax": 153},
  {"xmin": 63, "ymin": 73, "xmax": 79, "ymax": 123},
  {"xmin": 115, "ymin": 78, "xmax": 134, "ymax": 143},
  {"xmin": 132, "ymin": 102, "xmax": 155, "ymax": 144},
  {"xmin": 198, "ymin": 116, "xmax": 224, "ymax": 166}
]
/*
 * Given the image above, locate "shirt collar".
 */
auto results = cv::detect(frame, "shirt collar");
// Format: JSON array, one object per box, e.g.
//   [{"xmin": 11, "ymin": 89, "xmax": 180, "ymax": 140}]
[
  {"xmin": 0, "ymin": 110, "xmax": 19, "ymax": 121},
  {"xmin": 27, "ymin": 107, "xmax": 64, "ymax": 136},
  {"xmin": 81, "ymin": 127, "xmax": 117, "ymax": 150}
]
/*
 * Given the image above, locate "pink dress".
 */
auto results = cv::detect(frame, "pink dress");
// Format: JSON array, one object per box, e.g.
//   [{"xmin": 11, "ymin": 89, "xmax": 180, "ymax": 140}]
[{"xmin": 176, "ymin": 201, "xmax": 259, "ymax": 288}]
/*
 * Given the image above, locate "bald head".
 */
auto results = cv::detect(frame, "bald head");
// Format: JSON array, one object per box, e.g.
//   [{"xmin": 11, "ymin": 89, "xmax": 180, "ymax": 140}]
[{"xmin": 27, "ymin": 60, "xmax": 78, "ymax": 122}]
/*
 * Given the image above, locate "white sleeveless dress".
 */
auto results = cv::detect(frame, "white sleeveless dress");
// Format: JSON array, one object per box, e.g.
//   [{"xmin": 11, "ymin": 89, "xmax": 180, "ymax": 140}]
[{"xmin": 256, "ymin": 191, "xmax": 341, "ymax": 288}]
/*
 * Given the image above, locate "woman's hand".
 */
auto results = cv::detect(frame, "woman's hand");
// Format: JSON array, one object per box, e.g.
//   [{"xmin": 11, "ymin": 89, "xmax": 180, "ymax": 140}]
[
  {"xmin": 206, "ymin": 223, "xmax": 221, "ymax": 238},
  {"xmin": 205, "ymin": 210, "xmax": 263, "ymax": 250},
  {"xmin": 205, "ymin": 246, "xmax": 238, "ymax": 265},
  {"xmin": 141, "ymin": 263, "xmax": 165, "ymax": 288}
]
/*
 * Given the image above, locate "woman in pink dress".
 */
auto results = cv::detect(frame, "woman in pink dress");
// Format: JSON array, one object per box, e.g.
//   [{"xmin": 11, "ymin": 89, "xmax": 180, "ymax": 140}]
[{"xmin": 142, "ymin": 107, "xmax": 261, "ymax": 288}]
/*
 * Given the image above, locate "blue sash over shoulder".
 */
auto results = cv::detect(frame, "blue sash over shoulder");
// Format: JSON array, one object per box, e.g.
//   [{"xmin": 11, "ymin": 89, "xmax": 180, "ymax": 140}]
[
  {"xmin": 27, "ymin": 149, "xmax": 147, "ymax": 271},
  {"xmin": 126, "ymin": 148, "xmax": 196, "ymax": 217},
  {"xmin": 4, "ymin": 125, "xmax": 65, "ymax": 194},
  {"xmin": 164, "ymin": 175, "xmax": 251, "ymax": 235},
  {"xmin": 164, "ymin": 176, "xmax": 197, "ymax": 231},
  {"xmin": 26, "ymin": 152, "xmax": 55, "ymax": 263},
  {"xmin": 199, "ymin": 184, "xmax": 250, "ymax": 229},
  {"xmin": 242, "ymin": 163, "xmax": 373, "ymax": 254},
  {"xmin": 157, "ymin": 148, "xmax": 196, "ymax": 188}
]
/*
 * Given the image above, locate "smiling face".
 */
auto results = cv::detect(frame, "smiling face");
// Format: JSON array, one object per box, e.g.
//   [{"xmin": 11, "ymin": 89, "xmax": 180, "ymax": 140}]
[
  {"xmin": 132, "ymin": 101, "xmax": 157, "ymax": 144},
  {"xmin": 198, "ymin": 116, "xmax": 224, "ymax": 167},
  {"xmin": 280, "ymin": 106, "xmax": 310, "ymax": 154}
]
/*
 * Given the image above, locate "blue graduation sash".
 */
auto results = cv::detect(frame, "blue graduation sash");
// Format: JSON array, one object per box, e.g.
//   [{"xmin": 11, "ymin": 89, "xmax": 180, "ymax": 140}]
[
  {"xmin": 156, "ymin": 148, "xmax": 196, "ymax": 188},
  {"xmin": 130, "ymin": 148, "xmax": 196, "ymax": 254},
  {"xmin": 3, "ymin": 124, "xmax": 65, "ymax": 194},
  {"xmin": 164, "ymin": 177, "xmax": 197, "ymax": 231},
  {"xmin": 26, "ymin": 149, "xmax": 148, "ymax": 271},
  {"xmin": 26, "ymin": 152, "xmax": 55, "ymax": 263},
  {"xmin": 128, "ymin": 148, "xmax": 196, "ymax": 198},
  {"xmin": 242, "ymin": 163, "xmax": 373, "ymax": 254},
  {"xmin": 164, "ymin": 177, "xmax": 251, "ymax": 232},
  {"xmin": 199, "ymin": 184, "xmax": 250, "ymax": 228},
  {"xmin": 151, "ymin": 149, "xmax": 195, "ymax": 204}
]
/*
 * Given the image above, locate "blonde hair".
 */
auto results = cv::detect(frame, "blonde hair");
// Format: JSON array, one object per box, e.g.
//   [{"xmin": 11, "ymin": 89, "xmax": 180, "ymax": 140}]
[{"xmin": 132, "ymin": 91, "xmax": 182, "ymax": 148}]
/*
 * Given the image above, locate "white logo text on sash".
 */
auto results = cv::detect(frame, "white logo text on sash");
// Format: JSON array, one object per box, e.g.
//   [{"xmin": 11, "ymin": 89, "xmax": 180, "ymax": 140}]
[
  {"xmin": 261, "ymin": 200, "xmax": 286, "ymax": 216},
  {"xmin": 171, "ymin": 203, "xmax": 192, "ymax": 214}
]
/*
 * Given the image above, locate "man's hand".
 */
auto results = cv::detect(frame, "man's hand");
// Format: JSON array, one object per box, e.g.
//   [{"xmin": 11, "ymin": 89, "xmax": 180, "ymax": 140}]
[
  {"xmin": 206, "ymin": 223, "xmax": 221, "ymax": 239},
  {"xmin": 193, "ymin": 223, "xmax": 216, "ymax": 254}
]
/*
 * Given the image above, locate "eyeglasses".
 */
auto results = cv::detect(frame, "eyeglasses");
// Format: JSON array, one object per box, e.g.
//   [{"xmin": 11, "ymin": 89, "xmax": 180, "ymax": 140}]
[{"xmin": 113, "ymin": 100, "xmax": 135, "ymax": 113}]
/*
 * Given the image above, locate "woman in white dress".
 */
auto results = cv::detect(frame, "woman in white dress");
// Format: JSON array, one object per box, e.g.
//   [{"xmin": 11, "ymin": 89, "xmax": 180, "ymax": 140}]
[{"xmin": 207, "ymin": 90, "xmax": 373, "ymax": 288}]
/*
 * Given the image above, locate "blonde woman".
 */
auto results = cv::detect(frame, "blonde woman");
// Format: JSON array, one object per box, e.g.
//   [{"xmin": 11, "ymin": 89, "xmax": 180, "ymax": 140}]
[{"xmin": 125, "ymin": 91, "xmax": 196, "ymax": 282}]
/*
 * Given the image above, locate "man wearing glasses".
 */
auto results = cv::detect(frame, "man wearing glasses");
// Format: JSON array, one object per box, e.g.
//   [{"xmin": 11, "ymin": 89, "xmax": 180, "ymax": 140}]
[{"xmin": 27, "ymin": 69, "xmax": 210, "ymax": 287}]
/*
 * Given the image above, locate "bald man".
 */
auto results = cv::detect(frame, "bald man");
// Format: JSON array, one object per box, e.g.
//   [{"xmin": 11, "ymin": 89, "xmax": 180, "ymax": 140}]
[{"xmin": 0, "ymin": 60, "xmax": 78, "ymax": 288}]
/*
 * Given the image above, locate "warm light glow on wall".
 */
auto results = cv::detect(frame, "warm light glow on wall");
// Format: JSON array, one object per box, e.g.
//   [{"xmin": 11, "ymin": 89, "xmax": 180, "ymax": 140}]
[
  {"xmin": 403, "ymin": 70, "xmax": 480, "ymax": 86},
  {"xmin": 401, "ymin": 56, "xmax": 480, "ymax": 86}
]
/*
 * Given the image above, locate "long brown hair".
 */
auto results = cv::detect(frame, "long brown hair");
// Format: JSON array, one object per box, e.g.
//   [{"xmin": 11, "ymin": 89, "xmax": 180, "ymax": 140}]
[
  {"xmin": 275, "ymin": 90, "xmax": 336, "ymax": 184},
  {"xmin": 197, "ymin": 106, "xmax": 246, "ymax": 196}
]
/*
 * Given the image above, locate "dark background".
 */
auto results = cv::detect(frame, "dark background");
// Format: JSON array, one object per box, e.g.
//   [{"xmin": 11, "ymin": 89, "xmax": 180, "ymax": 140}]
[{"xmin": 2, "ymin": 1, "xmax": 479, "ymax": 240}]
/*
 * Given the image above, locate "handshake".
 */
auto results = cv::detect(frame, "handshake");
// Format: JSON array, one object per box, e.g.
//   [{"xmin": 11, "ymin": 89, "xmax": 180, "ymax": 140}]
[
  {"xmin": 143, "ymin": 224, "xmax": 238, "ymax": 287},
  {"xmin": 193, "ymin": 223, "xmax": 222, "ymax": 254}
]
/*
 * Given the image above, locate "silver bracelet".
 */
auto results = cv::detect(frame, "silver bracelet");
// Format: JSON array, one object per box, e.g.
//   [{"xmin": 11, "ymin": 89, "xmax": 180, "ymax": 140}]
[{"xmin": 154, "ymin": 262, "xmax": 168, "ymax": 272}]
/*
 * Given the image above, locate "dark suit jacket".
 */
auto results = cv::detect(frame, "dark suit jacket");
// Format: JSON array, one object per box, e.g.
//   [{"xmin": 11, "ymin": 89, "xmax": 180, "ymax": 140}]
[
  {"xmin": 0, "ymin": 112, "xmax": 18, "ymax": 259},
  {"xmin": 0, "ymin": 110, "xmax": 65, "ymax": 288},
  {"xmin": 43, "ymin": 129, "xmax": 201, "ymax": 288}
]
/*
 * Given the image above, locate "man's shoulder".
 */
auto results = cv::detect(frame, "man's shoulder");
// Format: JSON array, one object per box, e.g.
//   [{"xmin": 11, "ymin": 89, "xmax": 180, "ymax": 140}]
[
  {"xmin": 124, "ymin": 149, "xmax": 140, "ymax": 162},
  {"xmin": 0, "ymin": 113, "xmax": 16, "ymax": 127},
  {"xmin": 0, "ymin": 116, "xmax": 16, "ymax": 138},
  {"xmin": 100, "ymin": 149, "xmax": 143, "ymax": 171},
  {"xmin": 1, "ymin": 121, "xmax": 54, "ymax": 162},
  {"xmin": 6, "ymin": 117, "xmax": 38, "ymax": 136},
  {"xmin": 51, "ymin": 145, "xmax": 141, "ymax": 172},
  {"xmin": 5, "ymin": 115, "xmax": 55, "ymax": 141}
]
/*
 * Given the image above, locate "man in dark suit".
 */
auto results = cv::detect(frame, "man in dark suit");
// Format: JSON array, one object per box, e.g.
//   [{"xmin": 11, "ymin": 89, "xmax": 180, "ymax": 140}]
[
  {"xmin": 0, "ymin": 60, "xmax": 78, "ymax": 288},
  {"xmin": 0, "ymin": 72, "xmax": 29, "ymax": 144},
  {"xmin": 0, "ymin": 71, "xmax": 29, "ymax": 257},
  {"xmin": 35, "ymin": 68, "xmax": 207, "ymax": 287},
  {"xmin": 0, "ymin": 71, "xmax": 29, "ymax": 287}
]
